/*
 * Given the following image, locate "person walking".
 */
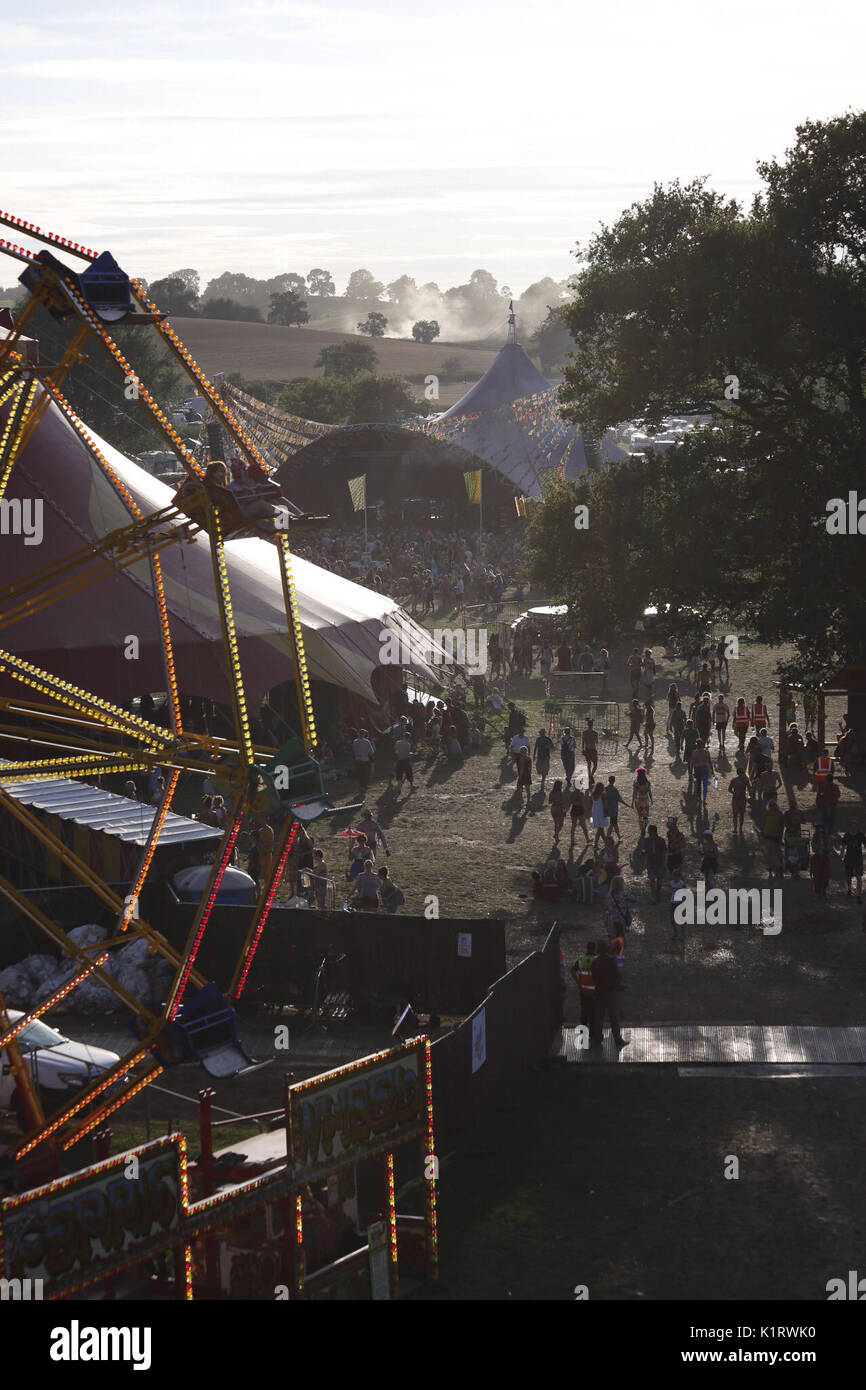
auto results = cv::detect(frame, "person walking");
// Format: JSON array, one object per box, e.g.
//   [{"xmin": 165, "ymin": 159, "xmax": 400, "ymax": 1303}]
[
  {"xmin": 683, "ymin": 719, "xmax": 698, "ymax": 790},
  {"xmin": 669, "ymin": 872, "xmax": 688, "ymax": 944},
  {"xmin": 695, "ymin": 693, "xmax": 713, "ymax": 744},
  {"xmin": 644, "ymin": 823, "xmax": 666, "ymax": 902},
  {"xmin": 670, "ymin": 700, "xmax": 687, "ymax": 757},
  {"xmin": 733, "ymin": 697, "xmax": 751, "ymax": 755},
  {"xmin": 378, "ymin": 865, "xmax": 405, "ymax": 914},
  {"xmin": 352, "ymin": 859, "xmax": 381, "ymax": 912},
  {"xmin": 590, "ymin": 782, "xmax": 610, "ymax": 850},
  {"xmin": 604, "ymin": 775, "xmax": 623, "ymax": 844},
  {"xmin": 515, "ymin": 745, "xmax": 532, "ymax": 807},
  {"xmin": 666, "ymin": 682, "xmax": 681, "ymax": 731},
  {"xmin": 761, "ymin": 798, "xmax": 785, "ymax": 882},
  {"xmin": 690, "ymin": 739, "xmax": 714, "ymax": 804},
  {"xmin": 357, "ymin": 807, "xmax": 389, "ymax": 859},
  {"xmin": 643, "ymin": 700, "xmax": 656, "ymax": 756},
  {"xmin": 582, "ymin": 718, "xmax": 599, "ymax": 785},
  {"xmin": 569, "ymin": 783, "xmax": 591, "ymax": 849},
  {"xmin": 728, "ymin": 765, "xmax": 749, "ymax": 834},
  {"xmin": 816, "ymin": 771, "xmax": 841, "ymax": 836},
  {"xmin": 392, "ymin": 725, "xmax": 414, "ymax": 788},
  {"xmin": 560, "ymin": 727, "xmax": 577, "ymax": 787},
  {"xmin": 590, "ymin": 941, "xmax": 628, "ymax": 1050},
  {"xmin": 352, "ymin": 728, "xmax": 375, "ymax": 789},
  {"xmin": 666, "ymin": 816, "xmax": 685, "ymax": 877},
  {"xmin": 625, "ymin": 700, "xmax": 643, "ymax": 751},
  {"xmin": 700, "ymin": 829, "xmax": 719, "ymax": 889},
  {"xmin": 549, "ymin": 779, "xmax": 566, "ymax": 843},
  {"xmin": 631, "ymin": 766, "xmax": 653, "ymax": 838},
  {"xmin": 712, "ymin": 696, "xmax": 730, "ymax": 751},
  {"xmin": 840, "ymin": 820, "xmax": 865, "ymax": 902},
  {"xmin": 534, "ymin": 727, "xmax": 554, "ymax": 789}
]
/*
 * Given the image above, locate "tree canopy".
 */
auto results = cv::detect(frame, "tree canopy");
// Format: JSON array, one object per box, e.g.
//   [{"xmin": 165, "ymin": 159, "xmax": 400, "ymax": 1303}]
[
  {"xmin": 267, "ymin": 290, "xmax": 310, "ymax": 326},
  {"xmin": 358, "ymin": 310, "xmax": 388, "ymax": 337},
  {"xmin": 412, "ymin": 319, "xmax": 440, "ymax": 343},
  {"xmin": 315, "ymin": 340, "xmax": 378, "ymax": 378},
  {"xmin": 278, "ymin": 371, "xmax": 421, "ymax": 425},
  {"xmin": 532, "ymin": 111, "xmax": 866, "ymax": 673}
]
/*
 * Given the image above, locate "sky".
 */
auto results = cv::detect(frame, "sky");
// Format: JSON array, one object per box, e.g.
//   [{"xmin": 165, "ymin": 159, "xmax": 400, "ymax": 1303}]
[{"xmin": 1, "ymin": 0, "xmax": 864, "ymax": 295}]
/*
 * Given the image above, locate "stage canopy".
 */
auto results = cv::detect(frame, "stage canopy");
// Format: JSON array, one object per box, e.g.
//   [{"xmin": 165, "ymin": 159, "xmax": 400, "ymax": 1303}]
[{"xmin": 0, "ymin": 389, "xmax": 444, "ymax": 710}]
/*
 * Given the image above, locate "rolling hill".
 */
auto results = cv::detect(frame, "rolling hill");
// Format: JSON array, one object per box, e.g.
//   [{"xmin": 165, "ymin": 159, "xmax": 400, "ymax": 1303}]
[{"xmin": 170, "ymin": 317, "xmax": 501, "ymax": 408}]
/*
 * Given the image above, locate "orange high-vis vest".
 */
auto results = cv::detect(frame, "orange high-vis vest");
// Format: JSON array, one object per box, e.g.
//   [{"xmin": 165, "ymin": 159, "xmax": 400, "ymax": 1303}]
[
  {"xmin": 751, "ymin": 701, "xmax": 768, "ymax": 728},
  {"xmin": 815, "ymin": 754, "xmax": 832, "ymax": 781},
  {"xmin": 734, "ymin": 708, "xmax": 750, "ymax": 728}
]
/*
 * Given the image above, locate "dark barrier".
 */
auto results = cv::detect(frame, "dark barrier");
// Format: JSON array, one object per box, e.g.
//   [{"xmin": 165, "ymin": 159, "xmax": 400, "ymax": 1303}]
[
  {"xmin": 430, "ymin": 923, "xmax": 562, "ymax": 1156},
  {"xmin": 156, "ymin": 898, "xmax": 506, "ymax": 1019}
]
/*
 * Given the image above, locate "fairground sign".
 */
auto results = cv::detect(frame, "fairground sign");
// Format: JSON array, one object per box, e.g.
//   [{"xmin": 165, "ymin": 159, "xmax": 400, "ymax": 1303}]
[
  {"xmin": 0, "ymin": 1136, "xmax": 186, "ymax": 1296},
  {"xmin": 287, "ymin": 1038, "xmax": 427, "ymax": 1182}
]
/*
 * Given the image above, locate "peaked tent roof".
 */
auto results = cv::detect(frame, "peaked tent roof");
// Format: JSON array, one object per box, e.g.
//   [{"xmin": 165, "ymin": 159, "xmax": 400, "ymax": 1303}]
[
  {"xmin": 428, "ymin": 341, "xmax": 588, "ymax": 497},
  {"xmin": 438, "ymin": 342, "xmax": 554, "ymax": 420},
  {"xmin": 0, "ymin": 388, "xmax": 444, "ymax": 710}
]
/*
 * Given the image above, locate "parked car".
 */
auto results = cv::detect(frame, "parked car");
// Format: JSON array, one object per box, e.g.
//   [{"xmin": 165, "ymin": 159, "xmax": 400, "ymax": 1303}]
[{"xmin": 0, "ymin": 1013, "xmax": 121, "ymax": 1122}]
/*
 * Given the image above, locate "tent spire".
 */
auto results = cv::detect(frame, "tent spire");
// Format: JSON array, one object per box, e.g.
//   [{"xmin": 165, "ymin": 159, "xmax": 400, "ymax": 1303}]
[{"xmin": 507, "ymin": 299, "xmax": 517, "ymax": 345}]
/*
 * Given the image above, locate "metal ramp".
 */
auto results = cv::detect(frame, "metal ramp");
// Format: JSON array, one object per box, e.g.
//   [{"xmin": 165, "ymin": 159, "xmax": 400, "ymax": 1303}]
[{"xmin": 551, "ymin": 1024, "xmax": 866, "ymax": 1065}]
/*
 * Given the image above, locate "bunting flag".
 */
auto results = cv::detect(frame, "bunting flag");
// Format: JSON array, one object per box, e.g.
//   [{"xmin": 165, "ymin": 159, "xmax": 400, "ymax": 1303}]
[
  {"xmin": 221, "ymin": 381, "xmax": 336, "ymax": 471},
  {"xmin": 348, "ymin": 473, "xmax": 367, "ymax": 511},
  {"xmin": 463, "ymin": 469, "xmax": 482, "ymax": 504}
]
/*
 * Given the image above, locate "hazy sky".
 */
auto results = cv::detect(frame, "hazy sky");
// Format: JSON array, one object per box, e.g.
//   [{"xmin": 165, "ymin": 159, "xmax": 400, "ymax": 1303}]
[{"xmin": 1, "ymin": 0, "xmax": 864, "ymax": 293}]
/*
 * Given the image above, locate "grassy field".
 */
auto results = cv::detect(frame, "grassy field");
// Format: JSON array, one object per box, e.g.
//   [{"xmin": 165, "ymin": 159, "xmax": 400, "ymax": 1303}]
[{"xmin": 171, "ymin": 317, "xmax": 499, "ymax": 408}]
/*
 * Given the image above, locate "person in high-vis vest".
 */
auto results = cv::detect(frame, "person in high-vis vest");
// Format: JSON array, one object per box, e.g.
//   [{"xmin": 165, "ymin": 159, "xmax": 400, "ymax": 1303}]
[
  {"xmin": 733, "ymin": 698, "xmax": 751, "ymax": 754},
  {"xmin": 751, "ymin": 696, "xmax": 768, "ymax": 731},
  {"xmin": 572, "ymin": 941, "xmax": 598, "ymax": 1029},
  {"xmin": 814, "ymin": 748, "xmax": 833, "ymax": 782}
]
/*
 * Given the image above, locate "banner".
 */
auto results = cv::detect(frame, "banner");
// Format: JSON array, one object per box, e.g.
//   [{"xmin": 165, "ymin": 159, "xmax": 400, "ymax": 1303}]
[
  {"xmin": 348, "ymin": 473, "xmax": 367, "ymax": 511},
  {"xmin": 463, "ymin": 469, "xmax": 481, "ymax": 504}
]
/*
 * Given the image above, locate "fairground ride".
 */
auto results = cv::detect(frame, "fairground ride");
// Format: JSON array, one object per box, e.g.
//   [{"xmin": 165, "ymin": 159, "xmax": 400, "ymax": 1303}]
[{"xmin": 0, "ymin": 209, "xmax": 325, "ymax": 1174}]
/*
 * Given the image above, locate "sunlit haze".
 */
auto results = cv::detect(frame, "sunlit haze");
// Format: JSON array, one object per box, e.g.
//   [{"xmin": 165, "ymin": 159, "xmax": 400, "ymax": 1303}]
[{"xmin": 2, "ymin": 0, "xmax": 865, "ymax": 292}]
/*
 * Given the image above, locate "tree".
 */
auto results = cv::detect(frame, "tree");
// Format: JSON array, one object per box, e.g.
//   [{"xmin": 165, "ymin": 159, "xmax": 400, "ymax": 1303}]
[
  {"xmin": 203, "ymin": 272, "xmax": 265, "ymax": 308},
  {"xmin": 386, "ymin": 275, "xmax": 417, "ymax": 307},
  {"xmin": 268, "ymin": 290, "xmax": 310, "ymax": 326},
  {"xmin": 542, "ymin": 111, "xmax": 866, "ymax": 669},
  {"xmin": 530, "ymin": 306, "xmax": 572, "ymax": 375},
  {"xmin": 166, "ymin": 268, "xmax": 201, "ymax": 298},
  {"xmin": 201, "ymin": 297, "xmax": 264, "ymax": 322},
  {"xmin": 315, "ymin": 341, "xmax": 378, "ymax": 378},
  {"xmin": 307, "ymin": 268, "xmax": 335, "ymax": 297},
  {"xmin": 358, "ymin": 311, "xmax": 388, "ymax": 337},
  {"xmin": 345, "ymin": 372, "xmax": 421, "ymax": 424},
  {"xmin": 412, "ymin": 320, "xmax": 440, "ymax": 344},
  {"xmin": 278, "ymin": 376, "xmax": 350, "ymax": 423},
  {"xmin": 439, "ymin": 355, "xmax": 466, "ymax": 379},
  {"xmin": 148, "ymin": 275, "xmax": 200, "ymax": 316},
  {"xmin": 268, "ymin": 272, "xmax": 307, "ymax": 298},
  {"xmin": 346, "ymin": 269, "xmax": 384, "ymax": 302}
]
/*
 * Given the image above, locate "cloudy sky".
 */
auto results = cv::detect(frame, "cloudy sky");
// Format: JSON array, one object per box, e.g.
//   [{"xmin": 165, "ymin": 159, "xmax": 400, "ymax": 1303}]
[{"xmin": 1, "ymin": 0, "xmax": 864, "ymax": 293}]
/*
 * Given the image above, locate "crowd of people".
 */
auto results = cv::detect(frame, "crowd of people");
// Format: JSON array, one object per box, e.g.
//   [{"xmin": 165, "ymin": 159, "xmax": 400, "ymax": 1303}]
[{"xmin": 292, "ymin": 518, "xmax": 528, "ymax": 613}]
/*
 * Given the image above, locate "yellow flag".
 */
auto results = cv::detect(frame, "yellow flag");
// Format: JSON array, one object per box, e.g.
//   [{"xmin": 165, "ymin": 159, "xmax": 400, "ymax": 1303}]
[
  {"xmin": 348, "ymin": 474, "xmax": 366, "ymax": 511},
  {"xmin": 463, "ymin": 469, "xmax": 481, "ymax": 504}
]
